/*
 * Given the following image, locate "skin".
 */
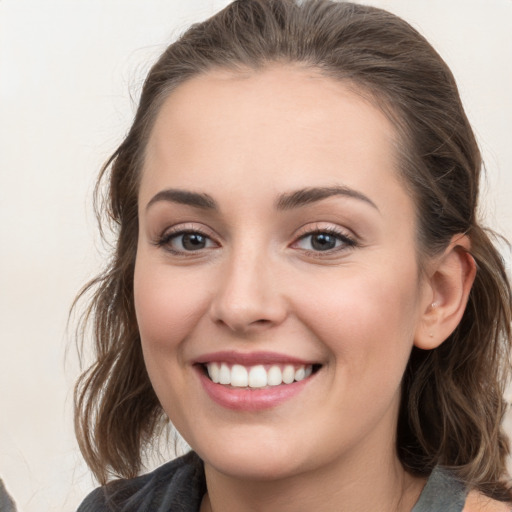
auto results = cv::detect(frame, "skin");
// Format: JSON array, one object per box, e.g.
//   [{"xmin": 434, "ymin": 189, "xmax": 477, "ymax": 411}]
[{"xmin": 134, "ymin": 65, "xmax": 476, "ymax": 511}]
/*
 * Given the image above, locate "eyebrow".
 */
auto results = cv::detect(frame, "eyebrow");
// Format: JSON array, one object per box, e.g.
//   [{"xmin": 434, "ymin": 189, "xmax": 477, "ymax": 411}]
[
  {"xmin": 276, "ymin": 186, "xmax": 379, "ymax": 211},
  {"xmin": 145, "ymin": 185, "xmax": 378, "ymax": 213},
  {"xmin": 146, "ymin": 189, "xmax": 218, "ymax": 211}
]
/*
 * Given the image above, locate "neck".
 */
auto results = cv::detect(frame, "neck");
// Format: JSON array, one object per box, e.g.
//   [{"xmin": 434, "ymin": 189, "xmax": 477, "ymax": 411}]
[{"xmin": 201, "ymin": 447, "xmax": 425, "ymax": 512}]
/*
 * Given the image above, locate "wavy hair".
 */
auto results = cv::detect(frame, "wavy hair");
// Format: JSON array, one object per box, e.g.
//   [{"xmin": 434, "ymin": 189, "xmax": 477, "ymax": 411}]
[{"xmin": 73, "ymin": 0, "xmax": 512, "ymax": 498}]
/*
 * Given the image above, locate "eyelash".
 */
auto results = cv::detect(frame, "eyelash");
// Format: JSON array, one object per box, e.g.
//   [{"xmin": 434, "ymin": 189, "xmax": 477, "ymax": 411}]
[
  {"xmin": 292, "ymin": 227, "xmax": 357, "ymax": 256},
  {"xmin": 155, "ymin": 227, "xmax": 217, "ymax": 255},
  {"xmin": 154, "ymin": 225, "xmax": 357, "ymax": 256}
]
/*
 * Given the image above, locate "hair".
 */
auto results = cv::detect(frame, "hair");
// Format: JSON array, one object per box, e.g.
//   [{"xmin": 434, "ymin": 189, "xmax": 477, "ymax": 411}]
[{"xmin": 74, "ymin": 0, "xmax": 512, "ymax": 500}]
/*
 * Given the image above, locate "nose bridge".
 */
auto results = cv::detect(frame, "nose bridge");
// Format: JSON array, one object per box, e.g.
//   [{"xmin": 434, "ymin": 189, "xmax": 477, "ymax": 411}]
[{"xmin": 209, "ymin": 238, "xmax": 286, "ymax": 332}]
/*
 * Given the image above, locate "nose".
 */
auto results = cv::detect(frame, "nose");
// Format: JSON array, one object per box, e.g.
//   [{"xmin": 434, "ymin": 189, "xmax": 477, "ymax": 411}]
[{"xmin": 209, "ymin": 248, "xmax": 288, "ymax": 334}]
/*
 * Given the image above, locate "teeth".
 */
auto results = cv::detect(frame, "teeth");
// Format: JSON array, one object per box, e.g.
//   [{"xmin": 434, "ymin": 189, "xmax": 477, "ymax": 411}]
[
  {"xmin": 219, "ymin": 363, "xmax": 231, "ymax": 385},
  {"xmin": 282, "ymin": 364, "xmax": 295, "ymax": 384},
  {"xmin": 209, "ymin": 362, "xmax": 220, "ymax": 383},
  {"xmin": 205, "ymin": 362, "xmax": 314, "ymax": 388},
  {"xmin": 267, "ymin": 365, "xmax": 283, "ymax": 386},
  {"xmin": 231, "ymin": 364, "xmax": 248, "ymax": 387},
  {"xmin": 294, "ymin": 366, "xmax": 306, "ymax": 381},
  {"xmin": 248, "ymin": 365, "xmax": 267, "ymax": 388}
]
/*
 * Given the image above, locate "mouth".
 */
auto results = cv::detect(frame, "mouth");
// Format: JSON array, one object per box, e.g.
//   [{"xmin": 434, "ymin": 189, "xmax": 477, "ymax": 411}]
[
  {"xmin": 194, "ymin": 351, "xmax": 322, "ymax": 410},
  {"xmin": 199, "ymin": 362, "xmax": 322, "ymax": 389}
]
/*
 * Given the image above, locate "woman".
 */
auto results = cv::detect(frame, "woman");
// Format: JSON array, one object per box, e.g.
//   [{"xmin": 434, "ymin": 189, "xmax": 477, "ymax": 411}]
[{"xmin": 75, "ymin": 0, "xmax": 512, "ymax": 510}]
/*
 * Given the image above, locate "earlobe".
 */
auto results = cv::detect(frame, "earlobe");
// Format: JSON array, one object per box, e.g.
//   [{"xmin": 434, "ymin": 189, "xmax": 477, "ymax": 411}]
[{"xmin": 414, "ymin": 235, "xmax": 477, "ymax": 350}]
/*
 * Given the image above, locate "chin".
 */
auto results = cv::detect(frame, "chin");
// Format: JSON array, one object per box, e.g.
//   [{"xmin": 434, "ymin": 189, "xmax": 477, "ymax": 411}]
[
  {"xmin": 207, "ymin": 454, "xmax": 305, "ymax": 482},
  {"xmin": 196, "ymin": 434, "xmax": 310, "ymax": 481}
]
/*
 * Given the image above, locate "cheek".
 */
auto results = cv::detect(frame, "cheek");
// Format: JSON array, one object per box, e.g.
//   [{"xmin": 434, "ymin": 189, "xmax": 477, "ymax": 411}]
[
  {"xmin": 133, "ymin": 254, "xmax": 213, "ymax": 427},
  {"xmin": 133, "ymin": 255, "xmax": 210, "ymax": 356},
  {"xmin": 294, "ymin": 260, "xmax": 421, "ymax": 373}
]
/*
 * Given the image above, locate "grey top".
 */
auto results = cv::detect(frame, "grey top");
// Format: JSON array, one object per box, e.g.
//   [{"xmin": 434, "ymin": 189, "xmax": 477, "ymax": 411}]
[
  {"xmin": 77, "ymin": 452, "xmax": 205, "ymax": 512},
  {"xmin": 0, "ymin": 479, "xmax": 17, "ymax": 512},
  {"xmin": 77, "ymin": 452, "xmax": 467, "ymax": 512},
  {"xmin": 411, "ymin": 466, "xmax": 467, "ymax": 512}
]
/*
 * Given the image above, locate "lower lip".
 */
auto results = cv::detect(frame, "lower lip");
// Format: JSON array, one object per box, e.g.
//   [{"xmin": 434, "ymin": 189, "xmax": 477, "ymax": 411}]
[{"xmin": 197, "ymin": 368, "xmax": 313, "ymax": 411}]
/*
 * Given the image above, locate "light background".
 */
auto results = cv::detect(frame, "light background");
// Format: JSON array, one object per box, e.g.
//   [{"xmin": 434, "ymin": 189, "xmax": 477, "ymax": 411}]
[{"xmin": 0, "ymin": 1, "xmax": 511, "ymax": 510}]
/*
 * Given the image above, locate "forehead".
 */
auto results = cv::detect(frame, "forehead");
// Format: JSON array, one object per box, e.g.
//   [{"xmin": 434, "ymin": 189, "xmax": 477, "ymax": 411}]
[
  {"xmin": 141, "ymin": 65, "xmax": 411, "ymax": 220},
  {"xmin": 146, "ymin": 65, "xmax": 397, "ymax": 167}
]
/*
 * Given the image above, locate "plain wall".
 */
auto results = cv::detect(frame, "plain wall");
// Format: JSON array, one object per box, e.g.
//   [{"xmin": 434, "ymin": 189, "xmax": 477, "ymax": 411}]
[{"xmin": 0, "ymin": 1, "xmax": 511, "ymax": 510}]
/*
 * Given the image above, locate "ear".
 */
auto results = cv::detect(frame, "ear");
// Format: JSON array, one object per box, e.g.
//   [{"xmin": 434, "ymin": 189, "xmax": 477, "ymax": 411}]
[{"xmin": 414, "ymin": 234, "xmax": 476, "ymax": 350}]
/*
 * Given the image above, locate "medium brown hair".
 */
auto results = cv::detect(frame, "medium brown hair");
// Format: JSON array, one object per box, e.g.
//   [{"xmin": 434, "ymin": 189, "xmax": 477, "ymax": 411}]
[{"xmin": 74, "ymin": 0, "xmax": 512, "ymax": 498}]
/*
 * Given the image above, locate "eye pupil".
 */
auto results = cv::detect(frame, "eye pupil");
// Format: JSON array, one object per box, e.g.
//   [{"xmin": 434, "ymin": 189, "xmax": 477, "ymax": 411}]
[
  {"xmin": 311, "ymin": 233, "xmax": 337, "ymax": 251},
  {"xmin": 182, "ymin": 233, "xmax": 206, "ymax": 250}
]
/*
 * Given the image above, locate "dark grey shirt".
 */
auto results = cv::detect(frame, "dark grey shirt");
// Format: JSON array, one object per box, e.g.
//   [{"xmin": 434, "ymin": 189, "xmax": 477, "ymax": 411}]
[
  {"xmin": 411, "ymin": 466, "xmax": 466, "ymax": 512},
  {"xmin": 0, "ymin": 479, "xmax": 17, "ymax": 512},
  {"xmin": 77, "ymin": 452, "xmax": 467, "ymax": 512}
]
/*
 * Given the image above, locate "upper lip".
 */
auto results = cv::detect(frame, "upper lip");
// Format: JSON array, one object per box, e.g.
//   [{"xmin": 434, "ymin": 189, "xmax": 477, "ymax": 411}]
[{"xmin": 193, "ymin": 350, "xmax": 319, "ymax": 366}]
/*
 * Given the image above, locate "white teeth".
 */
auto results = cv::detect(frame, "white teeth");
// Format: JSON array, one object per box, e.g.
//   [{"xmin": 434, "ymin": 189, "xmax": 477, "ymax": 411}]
[
  {"xmin": 282, "ymin": 365, "xmax": 295, "ymax": 384},
  {"xmin": 219, "ymin": 363, "xmax": 231, "ymax": 385},
  {"xmin": 205, "ymin": 362, "xmax": 315, "ymax": 388},
  {"xmin": 248, "ymin": 365, "xmax": 267, "ymax": 388},
  {"xmin": 294, "ymin": 367, "xmax": 306, "ymax": 382},
  {"xmin": 267, "ymin": 365, "xmax": 283, "ymax": 386},
  {"xmin": 209, "ymin": 362, "xmax": 220, "ymax": 383},
  {"xmin": 231, "ymin": 364, "xmax": 248, "ymax": 387}
]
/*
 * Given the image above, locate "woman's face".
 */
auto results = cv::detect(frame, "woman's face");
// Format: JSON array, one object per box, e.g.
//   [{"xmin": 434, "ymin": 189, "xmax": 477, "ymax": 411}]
[{"xmin": 134, "ymin": 66, "xmax": 432, "ymax": 480}]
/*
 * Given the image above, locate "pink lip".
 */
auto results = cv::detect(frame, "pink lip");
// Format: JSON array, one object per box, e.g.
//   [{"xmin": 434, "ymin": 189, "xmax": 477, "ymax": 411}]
[
  {"xmin": 197, "ymin": 369, "xmax": 313, "ymax": 411},
  {"xmin": 193, "ymin": 351, "xmax": 320, "ymax": 412},
  {"xmin": 194, "ymin": 350, "xmax": 316, "ymax": 366}
]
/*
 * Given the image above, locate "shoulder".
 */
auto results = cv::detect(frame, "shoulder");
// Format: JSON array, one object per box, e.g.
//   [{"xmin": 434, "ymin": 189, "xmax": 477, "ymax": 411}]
[
  {"xmin": 463, "ymin": 491, "xmax": 512, "ymax": 512},
  {"xmin": 76, "ymin": 451, "xmax": 205, "ymax": 512},
  {"xmin": 412, "ymin": 467, "xmax": 511, "ymax": 512}
]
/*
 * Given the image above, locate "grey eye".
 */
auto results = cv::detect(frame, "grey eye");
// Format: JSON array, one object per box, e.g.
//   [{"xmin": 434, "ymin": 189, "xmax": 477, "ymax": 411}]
[
  {"xmin": 296, "ymin": 232, "xmax": 345, "ymax": 252},
  {"xmin": 166, "ymin": 232, "xmax": 215, "ymax": 251},
  {"xmin": 309, "ymin": 233, "xmax": 339, "ymax": 251},
  {"xmin": 180, "ymin": 233, "xmax": 208, "ymax": 250}
]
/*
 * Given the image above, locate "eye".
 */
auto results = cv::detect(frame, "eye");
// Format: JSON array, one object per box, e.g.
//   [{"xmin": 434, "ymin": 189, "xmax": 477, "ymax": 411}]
[
  {"xmin": 157, "ymin": 230, "xmax": 217, "ymax": 254},
  {"xmin": 293, "ymin": 229, "xmax": 356, "ymax": 253}
]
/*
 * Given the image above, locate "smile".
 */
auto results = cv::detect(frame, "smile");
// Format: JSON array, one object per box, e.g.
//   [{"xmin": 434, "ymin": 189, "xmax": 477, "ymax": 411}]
[
  {"xmin": 205, "ymin": 362, "xmax": 314, "ymax": 388},
  {"xmin": 195, "ymin": 352, "xmax": 322, "ymax": 411}
]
